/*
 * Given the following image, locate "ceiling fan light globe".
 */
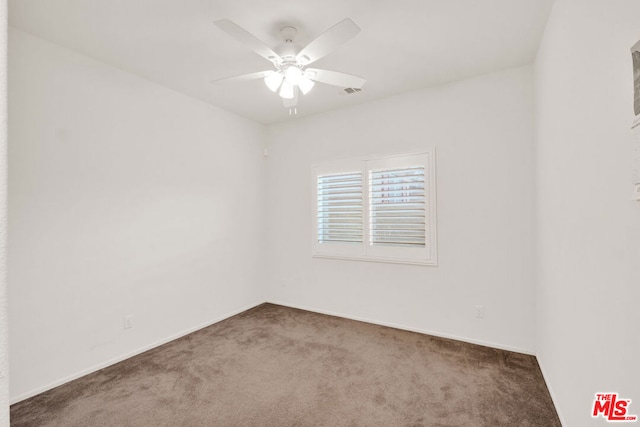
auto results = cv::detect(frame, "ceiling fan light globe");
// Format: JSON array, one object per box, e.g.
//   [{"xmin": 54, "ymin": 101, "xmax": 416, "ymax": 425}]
[
  {"xmin": 264, "ymin": 71, "xmax": 283, "ymax": 92},
  {"xmin": 298, "ymin": 76, "xmax": 315, "ymax": 95},
  {"xmin": 284, "ymin": 66, "xmax": 303, "ymax": 86},
  {"xmin": 279, "ymin": 80, "xmax": 295, "ymax": 99}
]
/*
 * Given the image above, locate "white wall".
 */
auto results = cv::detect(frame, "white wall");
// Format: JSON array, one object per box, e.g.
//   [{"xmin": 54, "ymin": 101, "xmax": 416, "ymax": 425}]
[
  {"xmin": 1, "ymin": 0, "xmax": 9, "ymax": 424},
  {"xmin": 8, "ymin": 28, "xmax": 266, "ymax": 402},
  {"xmin": 535, "ymin": 1, "xmax": 640, "ymax": 425},
  {"xmin": 265, "ymin": 66, "xmax": 536, "ymax": 354}
]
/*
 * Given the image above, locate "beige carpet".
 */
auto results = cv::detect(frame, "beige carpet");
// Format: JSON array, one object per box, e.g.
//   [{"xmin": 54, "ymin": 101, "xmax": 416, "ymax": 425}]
[{"xmin": 11, "ymin": 303, "xmax": 561, "ymax": 426}]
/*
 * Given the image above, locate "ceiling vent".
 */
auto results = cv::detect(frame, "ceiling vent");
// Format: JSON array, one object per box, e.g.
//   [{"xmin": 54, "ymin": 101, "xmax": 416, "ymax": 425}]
[{"xmin": 342, "ymin": 87, "xmax": 363, "ymax": 95}]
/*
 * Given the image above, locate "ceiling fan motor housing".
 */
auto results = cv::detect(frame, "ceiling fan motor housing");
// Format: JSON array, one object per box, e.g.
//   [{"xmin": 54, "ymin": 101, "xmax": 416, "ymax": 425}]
[
  {"xmin": 275, "ymin": 26, "xmax": 301, "ymax": 63},
  {"xmin": 275, "ymin": 43, "xmax": 300, "ymax": 62}
]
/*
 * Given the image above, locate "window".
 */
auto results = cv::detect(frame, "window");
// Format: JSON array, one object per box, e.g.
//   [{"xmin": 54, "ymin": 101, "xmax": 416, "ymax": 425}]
[
  {"xmin": 312, "ymin": 151, "xmax": 437, "ymax": 265},
  {"xmin": 317, "ymin": 172, "xmax": 363, "ymax": 245}
]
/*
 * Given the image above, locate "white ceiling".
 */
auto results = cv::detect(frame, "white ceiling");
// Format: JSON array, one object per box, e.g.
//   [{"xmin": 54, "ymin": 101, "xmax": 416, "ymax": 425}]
[{"xmin": 9, "ymin": 0, "xmax": 555, "ymax": 124}]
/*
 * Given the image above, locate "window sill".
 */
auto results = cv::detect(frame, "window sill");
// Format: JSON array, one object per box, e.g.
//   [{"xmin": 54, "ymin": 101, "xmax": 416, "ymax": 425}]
[{"xmin": 312, "ymin": 253, "xmax": 437, "ymax": 267}]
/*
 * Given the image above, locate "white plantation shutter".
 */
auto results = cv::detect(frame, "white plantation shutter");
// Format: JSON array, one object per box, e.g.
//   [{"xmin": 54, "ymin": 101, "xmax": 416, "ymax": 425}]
[
  {"xmin": 313, "ymin": 150, "xmax": 436, "ymax": 265},
  {"xmin": 317, "ymin": 172, "xmax": 363, "ymax": 244},
  {"xmin": 369, "ymin": 167, "xmax": 426, "ymax": 247}
]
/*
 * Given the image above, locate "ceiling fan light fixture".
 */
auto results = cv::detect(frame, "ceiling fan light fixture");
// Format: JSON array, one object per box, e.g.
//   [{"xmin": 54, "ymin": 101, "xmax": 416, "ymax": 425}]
[
  {"xmin": 298, "ymin": 76, "xmax": 315, "ymax": 95},
  {"xmin": 264, "ymin": 71, "xmax": 283, "ymax": 92},
  {"xmin": 284, "ymin": 66, "xmax": 303, "ymax": 86},
  {"xmin": 279, "ymin": 80, "xmax": 295, "ymax": 99}
]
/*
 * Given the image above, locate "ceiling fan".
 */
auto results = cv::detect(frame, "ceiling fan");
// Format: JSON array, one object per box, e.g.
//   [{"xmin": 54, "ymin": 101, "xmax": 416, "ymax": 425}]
[{"xmin": 211, "ymin": 18, "xmax": 366, "ymax": 115}]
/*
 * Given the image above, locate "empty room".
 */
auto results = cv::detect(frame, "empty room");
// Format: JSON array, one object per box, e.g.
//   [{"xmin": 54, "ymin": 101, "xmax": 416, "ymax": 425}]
[{"xmin": 1, "ymin": 0, "xmax": 639, "ymax": 426}]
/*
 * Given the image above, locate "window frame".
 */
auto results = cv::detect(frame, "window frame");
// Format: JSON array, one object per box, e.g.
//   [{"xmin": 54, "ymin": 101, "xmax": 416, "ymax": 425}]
[{"xmin": 311, "ymin": 150, "xmax": 438, "ymax": 266}]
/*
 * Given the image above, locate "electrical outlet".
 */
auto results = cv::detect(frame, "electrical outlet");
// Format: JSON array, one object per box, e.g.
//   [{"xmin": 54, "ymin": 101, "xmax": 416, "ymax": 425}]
[
  {"xmin": 123, "ymin": 315, "xmax": 133, "ymax": 329},
  {"xmin": 475, "ymin": 305, "xmax": 485, "ymax": 318}
]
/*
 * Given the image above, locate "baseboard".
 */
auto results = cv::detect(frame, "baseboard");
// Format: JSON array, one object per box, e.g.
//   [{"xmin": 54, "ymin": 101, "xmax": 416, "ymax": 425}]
[
  {"xmin": 11, "ymin": 299, "xmax": 538, "ymax": 405},
  {"xmin": 266, "ymin": 300, "xmax": 536, "ymax": 356},
  {"xmin": 9, "ymin": 300, "xmax": 264, "ymax": 405},
  {"xmin": 536, "ymin": 353, "xmax": 566, "ymax": 426}
]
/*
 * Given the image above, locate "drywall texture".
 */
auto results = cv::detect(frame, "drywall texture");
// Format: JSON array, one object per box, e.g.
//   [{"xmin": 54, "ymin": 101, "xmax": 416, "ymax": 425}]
[
  {"xmin": 266, "ymin": 66, "xmax": 536, "ymax": 354},
  {"xmin": 8, "ymin": 28, "xmax": 266, "ymax": 401},
  {"xmin": 535, "ymin": 0, "xmax": 640, "ymax": 425}
]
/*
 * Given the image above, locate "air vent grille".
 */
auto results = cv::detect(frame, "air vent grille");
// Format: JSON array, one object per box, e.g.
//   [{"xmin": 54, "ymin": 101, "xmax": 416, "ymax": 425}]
[{"xmin": 343, "ymin": 87, "xmax": 363, "ymax": 95}]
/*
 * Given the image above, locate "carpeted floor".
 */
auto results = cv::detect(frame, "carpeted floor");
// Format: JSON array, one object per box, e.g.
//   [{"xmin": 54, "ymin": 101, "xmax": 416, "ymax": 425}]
[{"xmin": 11, "ymin": 303, "xmax": 561, "ymax": 426}]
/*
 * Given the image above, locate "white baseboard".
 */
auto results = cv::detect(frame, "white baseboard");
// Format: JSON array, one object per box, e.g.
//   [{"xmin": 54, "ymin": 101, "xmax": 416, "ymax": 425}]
[
  {"xmin": 536, "ymin": 353, "xmax": 566, "ymax": 426},
  {"xmin": 12, "ymin": 299, "xmax": 539, "ymax": 405},
  {"xmin": 10, "ymin": 300, "xmax": 264, "ymax": 405},
  {"xmin": 266, "ymin": 300, "xmax": 536, "ymax": 356}
]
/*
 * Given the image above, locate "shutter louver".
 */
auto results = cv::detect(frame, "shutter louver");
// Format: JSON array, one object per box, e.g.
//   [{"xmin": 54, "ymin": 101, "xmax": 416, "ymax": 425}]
[
  {"xmin": 317, "ymin": 172, "xmax": 363, "ymax": 244},
  {"xmin": 369, "ymin": 167, "xmax": 426, "ymax": 247}
]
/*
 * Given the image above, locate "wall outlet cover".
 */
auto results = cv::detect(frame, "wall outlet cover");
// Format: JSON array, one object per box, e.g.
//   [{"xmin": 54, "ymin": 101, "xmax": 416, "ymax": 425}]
[
  {"xmin": 123, "ymin": 315, "xmax": 133, "ymax": 329},
  {"xmin": 475, "ymin": 305, "xmax": 485, "ymax": 318}
]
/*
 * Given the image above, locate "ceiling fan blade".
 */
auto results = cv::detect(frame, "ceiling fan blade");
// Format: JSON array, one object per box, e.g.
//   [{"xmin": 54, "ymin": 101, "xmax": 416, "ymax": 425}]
[
  {"xmin": 296, "ymin": 18, "xmax": 360, "ymax": 65},
  {"xmin": 214, "ymin": 19, "xmax": 282, "ymax": 64},
  {"xmin": 305, "ymin": 68, "xmax": 366, "ymax": 88},
  {"xmin": 210, "ymin": 70, "xmax": 272, "ymax": 84}
]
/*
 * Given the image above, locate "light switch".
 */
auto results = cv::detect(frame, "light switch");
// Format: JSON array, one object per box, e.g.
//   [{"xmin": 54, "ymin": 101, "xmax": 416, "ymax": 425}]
[{"xmin": 633, "ymin": 183, "xmax": 640, "ymax": 201}]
